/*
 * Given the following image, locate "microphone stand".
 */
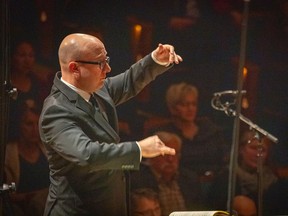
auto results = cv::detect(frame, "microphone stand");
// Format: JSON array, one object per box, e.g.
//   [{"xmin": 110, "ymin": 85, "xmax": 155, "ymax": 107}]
[
  {"xmin": 211, "ymin": 94, "xmax": 278, "ymax": 216},
  {"xmin": 226, "ymin": 0, "xmax": 251, "ymax": 215},
  {"xmin": 255, "ymin": 132, "xmax": 264, "ymax": 216},
  {"xmin": 211, "ymin": 0, "xmax": 278, "ymax": 214}
]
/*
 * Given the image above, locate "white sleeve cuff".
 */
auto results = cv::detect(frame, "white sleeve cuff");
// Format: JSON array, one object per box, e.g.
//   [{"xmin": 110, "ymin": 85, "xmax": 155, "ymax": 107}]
[
  {"xmin": 136, "ymin": 141, "xmax": 142, "ymax": 162},
  {"xmin": 151, "ymin": 51, "xmax": 170, "ymax": 67}
]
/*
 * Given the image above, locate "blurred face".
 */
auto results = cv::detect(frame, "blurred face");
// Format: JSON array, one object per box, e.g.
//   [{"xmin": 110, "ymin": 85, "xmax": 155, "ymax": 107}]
[
  {"xmin": 12, "ymin": 42, "xmax": 35, "ymax": 74},
  {"xmin": 133, "ymin": 197, "xmax": 161, "ymax": 216},
  {"xmin": 20, "ymin": 110, "xmax": 40, "ymax": 144},
  {"xmin": 240, "ymin": 138, "xmax": 269, "ymax": 169},
  {"xmin": 150, "ymin": 139, "xmax": 180, "ymax": 178},
  {"xmin": 171, "ymin": 93, "xmax": 198, "ymax": 122}
]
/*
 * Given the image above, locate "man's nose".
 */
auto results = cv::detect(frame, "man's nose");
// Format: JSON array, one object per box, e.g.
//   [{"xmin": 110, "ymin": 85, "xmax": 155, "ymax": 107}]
[{"xmin": 104, "ymin": 62, "xmax": 111, "ymax": 73}]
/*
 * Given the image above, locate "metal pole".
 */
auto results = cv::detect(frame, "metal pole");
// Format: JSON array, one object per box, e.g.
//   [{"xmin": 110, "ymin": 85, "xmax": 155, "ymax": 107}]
[
  {"xmin": 0, "ymin": 0, "xmax": 15, "ymax": 215},
  {"xmin": 227, "ymin": 0, "xmax": 250, "ymax": 215}
]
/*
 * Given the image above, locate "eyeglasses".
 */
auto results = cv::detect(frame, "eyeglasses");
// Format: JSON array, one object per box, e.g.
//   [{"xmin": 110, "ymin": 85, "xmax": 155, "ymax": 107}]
[{"xmin": 75, "ymin": 56, "xmax": 110, "ymax": 70}]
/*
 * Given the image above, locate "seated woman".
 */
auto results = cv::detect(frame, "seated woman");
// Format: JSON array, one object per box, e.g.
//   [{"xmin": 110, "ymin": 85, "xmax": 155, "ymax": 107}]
[
  {"xmin": 5, "ymin": 99, "xmax": 49, "ymax": 216},
  {"xmin": 206, "ymin": 128, "xmax": 278, "ymax": 213},
  {"xmin": 8, "ymin": 37, "xmax": 52, "ymax": 140},
  {"xmin": 148, "ymin": 82, "xmax": 229, "ymax": 207}
]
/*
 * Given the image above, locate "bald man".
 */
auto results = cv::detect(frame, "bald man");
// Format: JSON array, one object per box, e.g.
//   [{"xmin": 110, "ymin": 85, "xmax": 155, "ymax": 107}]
[
  {"xmin": 233, "ymin": 195, "xmax": 257, "ymax": 216},
  {"xmin": 39, "ymin": 33, "xmax": 182, "ymax": 216}
]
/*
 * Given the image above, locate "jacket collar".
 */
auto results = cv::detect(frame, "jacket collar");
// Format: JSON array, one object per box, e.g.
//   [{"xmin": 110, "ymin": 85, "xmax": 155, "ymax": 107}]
[{"xmin": 53, "ymin": 72, "xmax": 119, "ymax": 141}]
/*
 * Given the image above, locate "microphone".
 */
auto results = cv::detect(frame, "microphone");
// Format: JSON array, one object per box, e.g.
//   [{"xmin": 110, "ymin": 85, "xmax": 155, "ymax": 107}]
[
  {"xmin": 213, "ymin": 90, "xmax": 247, "ymax": 97},
  {"xmin": 211, "ymin": 90, "xmax": 246, "ymax": 114}
]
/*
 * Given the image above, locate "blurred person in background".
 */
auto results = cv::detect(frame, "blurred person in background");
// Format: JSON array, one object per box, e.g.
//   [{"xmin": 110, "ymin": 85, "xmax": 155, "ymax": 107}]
[
  {"xmin": 130, "ymin": 188, "xmax": 162, "ymax": 216},
  {"xmin": 233, "ymin": 195, "xmax": 257, "ymax": 216},
  {"xmin": 5, "ymin": 99, "xmax": 49, "ymax": 216},
  {"xmin": 148, "ymin": 82, "xmax": 229, "ymax": 207},
  {"xmin": 8, "ymin": 38, "xmax": 51, "ymax": 140},
  {"xmin": 10, "ymin": 38, "xmax": 50, "ymax": 104},
  {"xmin": 207, "ymin": 129, "xmax": 278, "ymax": 214},
  {"xmin": 131, "ymin": 131, "xmax": 201, "ymax": 216}
]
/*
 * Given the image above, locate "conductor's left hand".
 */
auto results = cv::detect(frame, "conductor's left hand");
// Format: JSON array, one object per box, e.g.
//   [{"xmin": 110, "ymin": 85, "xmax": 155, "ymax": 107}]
[{"xmin": 153, "ymin": 43, "xmax": 183, "ymax": 65}]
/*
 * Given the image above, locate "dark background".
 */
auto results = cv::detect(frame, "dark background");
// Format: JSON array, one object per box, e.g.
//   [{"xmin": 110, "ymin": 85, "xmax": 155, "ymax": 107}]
[{"xmin": 1, "ymin": 0, "xmax": 288, "ymax": 167}]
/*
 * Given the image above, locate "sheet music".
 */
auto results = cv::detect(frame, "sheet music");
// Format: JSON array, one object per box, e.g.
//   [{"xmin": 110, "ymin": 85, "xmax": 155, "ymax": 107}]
[{"xmin": 169, "ymin": 211, "xmax": 230, "ymax": 216}]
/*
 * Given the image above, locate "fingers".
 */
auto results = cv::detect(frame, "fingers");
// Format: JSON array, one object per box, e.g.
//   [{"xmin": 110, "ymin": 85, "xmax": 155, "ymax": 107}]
[
  {"xmin": 158, "ymin": 43, "xmax": 183, "ymax": 64},
  {"xmin": 168, "ymin": 46, "xmax": 183, "ymax": 64},
  {"xmin": 169, "ymin": 51, "xmax": 182, "ymax": 64},
  {"xmin": 155, "ymin": 136, "xmax": 176, "ymax": 156},
  {"xmin": 138, "ymin": 135, "xmax": 176, "ymax": 158},
  {"xmin": 161, "ymin": 146, "xmax": 176, "ymax": 156},
  {"xmin": 169, "ymin": 51, "xmax": 176, "ymax": 63}
]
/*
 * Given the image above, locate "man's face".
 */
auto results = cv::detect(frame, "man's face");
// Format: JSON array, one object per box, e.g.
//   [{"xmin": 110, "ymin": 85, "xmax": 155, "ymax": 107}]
[
  {"xmin": 76, "ymin": 47, "xmax": 111, "ymax": 93},
  {"xmin": 78, "ymin": 59, "xmax": 110, "ymax": 92},
  {"xmin": 63, "ymin": 35, "xmax": 111, "ymax": 93}
]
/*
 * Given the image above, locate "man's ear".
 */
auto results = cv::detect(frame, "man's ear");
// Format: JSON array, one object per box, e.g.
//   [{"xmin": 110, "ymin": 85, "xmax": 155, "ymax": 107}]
[
  {"xmin": 69, "ymin": 62, "xmax": 78, "ymax": 71},
  {"xmin": 69, "ymin": 62, "xmax": 80, "ymax": 79}
]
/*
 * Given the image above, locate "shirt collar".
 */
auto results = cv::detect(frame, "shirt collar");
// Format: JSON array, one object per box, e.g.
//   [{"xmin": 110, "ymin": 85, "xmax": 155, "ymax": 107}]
[{"xmin": 61, "ymin": 78, "xmax": 91, "ymax": 102}]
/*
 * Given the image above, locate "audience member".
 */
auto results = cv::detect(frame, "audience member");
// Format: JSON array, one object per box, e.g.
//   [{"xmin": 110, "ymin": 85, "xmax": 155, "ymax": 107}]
[
  {"xmin": 148, "ymin": 82, "xmax": 229, "ymax": 204},
  {"xmin": 233, "ymin": 195, "xmax": 257, "ymax": 216},
  {"xmin": 5, "ymin": 99, "xmax": 49, "ymax": 216},
  {"xmin": 10, "ymin": 38, "xmax": 50, "ymax": 103},
  {"xmin": 131, "ymin": 131, "xmax": 201, "ymax": 216},
  {"xmin": 130, "ymin": 188, "xmax": 162, "ymax": 216},
  {"xmin": 206, "ymin": 129, "xmax": 278, "ymax": 213},
  {"xmin": 8, "ymin": 38, "xmax": 51, "ymax": 140}
]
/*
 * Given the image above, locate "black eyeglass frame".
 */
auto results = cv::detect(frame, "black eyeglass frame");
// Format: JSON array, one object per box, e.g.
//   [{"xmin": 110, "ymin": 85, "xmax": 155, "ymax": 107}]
[{"xmin": 75, "ymin": 56, "xmax": 110, "ymax": 70}]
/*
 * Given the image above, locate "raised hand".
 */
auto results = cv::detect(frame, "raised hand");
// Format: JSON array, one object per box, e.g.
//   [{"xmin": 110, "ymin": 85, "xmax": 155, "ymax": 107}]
[{"xmin": 153, "ymin": 43, "xmax": 183, "ymax": 65}]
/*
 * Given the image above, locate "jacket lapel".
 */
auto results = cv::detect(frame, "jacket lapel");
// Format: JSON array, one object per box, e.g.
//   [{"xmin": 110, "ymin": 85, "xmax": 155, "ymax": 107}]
[
  {"xmin": 95, "ymin": 91, "xmax": 119, "ymax": 133},
  {"xmin": 75, "ymin": 96, "xmax": 119, "ymax": 141},
  {"xmin": 53, "ymin": 72, "xmax": 119, "ymax": 141}
]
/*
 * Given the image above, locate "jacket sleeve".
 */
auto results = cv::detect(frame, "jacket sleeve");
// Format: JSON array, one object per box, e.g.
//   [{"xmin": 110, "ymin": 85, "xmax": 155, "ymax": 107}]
[
  {"xmin": 39, "ymin": 102, "xmax": 141, "ymax": 174},
  {"xmin": 104, "ymin": 54, "xmax": 173, "ymax": 106}
]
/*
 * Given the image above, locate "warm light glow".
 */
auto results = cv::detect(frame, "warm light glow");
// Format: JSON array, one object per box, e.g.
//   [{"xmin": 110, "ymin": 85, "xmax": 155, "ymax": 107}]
[
  {"xmin": 40, "ymin": 11, "xmax": 47, "ymax": 22},
  {"xmin": 242, "ymin": 97, "xmax": 249, "ymax": 109},
  {"xmin": 243, "ymin": 67, "xmax": 248, "ymax": 79},
  {"xmin": 133, "ymin": 24, "xmax": 142, "ymax": 43},
  {"xmin": 134, "ymin": 24, "xmax": 142, "ymax": 33}
]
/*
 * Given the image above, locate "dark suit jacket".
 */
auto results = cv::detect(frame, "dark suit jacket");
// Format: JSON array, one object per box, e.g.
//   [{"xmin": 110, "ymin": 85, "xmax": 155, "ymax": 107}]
[{"xmin": 39, "ymin": 54, "xmax": 172, "ymax": 216}]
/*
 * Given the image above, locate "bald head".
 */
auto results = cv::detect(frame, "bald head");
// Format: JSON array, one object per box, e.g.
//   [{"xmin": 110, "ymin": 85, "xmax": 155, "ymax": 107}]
[
  {"xmin": 57, "ymin": 33, "xmax": 110, "ymax": 92},
  {"xmin": 233, "ymin": 195, "xmax": 257, "ymax": 216},
  {"xmin": 58, "ymin": 33, "xmax": 105, "ymax": 72}
]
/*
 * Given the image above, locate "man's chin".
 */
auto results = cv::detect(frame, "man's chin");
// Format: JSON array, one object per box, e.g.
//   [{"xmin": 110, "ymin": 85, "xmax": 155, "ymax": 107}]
[{"xmin": 94, "ymin": 83, "xmax": 104, "ymax": 92}]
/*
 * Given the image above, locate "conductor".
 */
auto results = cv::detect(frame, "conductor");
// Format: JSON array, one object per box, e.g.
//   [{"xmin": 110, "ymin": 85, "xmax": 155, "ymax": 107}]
[{"xmin": 39, "ymin": 33, "xmax": 182, "ymax": 216}]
